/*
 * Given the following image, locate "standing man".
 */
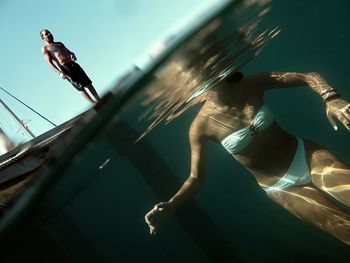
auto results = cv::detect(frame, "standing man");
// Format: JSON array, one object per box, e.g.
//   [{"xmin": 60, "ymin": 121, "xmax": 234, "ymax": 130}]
[{"xmin": 40, "ymin": 29, "xmax": 101, "ymax": 105}]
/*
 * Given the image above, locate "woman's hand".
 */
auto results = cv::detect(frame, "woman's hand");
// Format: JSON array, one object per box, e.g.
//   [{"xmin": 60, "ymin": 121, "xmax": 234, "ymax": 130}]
[
  {"xmin": 325, "ymin": 98, "xmax": 350, "ymax": 131},
  {"xmin": 144, "ymin": 202, "xmax": 175, "ymax": 235}
]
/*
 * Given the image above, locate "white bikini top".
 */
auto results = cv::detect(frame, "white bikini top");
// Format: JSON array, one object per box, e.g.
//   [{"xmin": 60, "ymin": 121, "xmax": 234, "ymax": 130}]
[{"xmin": 221, "ymin": 105, "xmax": 274, "ymax": 155}]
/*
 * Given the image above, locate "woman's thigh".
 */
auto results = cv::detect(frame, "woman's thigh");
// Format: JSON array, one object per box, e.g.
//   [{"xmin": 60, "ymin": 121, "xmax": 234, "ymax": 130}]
[
  {"xmin": 267, "ymin": 186, "xmax": 350, "ymax": 245},
  {"xmin": 307, "ymin": 144, "xmax": 350, "ymax": 208}
]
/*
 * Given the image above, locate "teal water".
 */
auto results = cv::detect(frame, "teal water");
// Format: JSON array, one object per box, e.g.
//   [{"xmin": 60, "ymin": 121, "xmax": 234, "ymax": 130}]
[{"xmin": 2, "ymin": 0, "xmax": 350, "ymax": 262}]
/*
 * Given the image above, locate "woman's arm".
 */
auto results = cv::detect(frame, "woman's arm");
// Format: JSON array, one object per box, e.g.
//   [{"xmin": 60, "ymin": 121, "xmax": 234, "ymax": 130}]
[
  {"xmin": 168, "ymin": 123, "xmax": 208, "ymax": 208},
  {"xmin": 247, "ymin": 71, "xmax": 332, "ymax": 94},
  {"xmin": 145, "ymin": 119, "xmax": 208, "ymax": 234},
  {"xmin": 248, "ymin": 72, "xmax": 350, "ymax": 131}
]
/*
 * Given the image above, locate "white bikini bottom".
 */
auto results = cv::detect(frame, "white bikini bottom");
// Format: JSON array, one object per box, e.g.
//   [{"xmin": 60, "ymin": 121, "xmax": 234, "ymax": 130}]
[{"xmin": 263, "ymin": 137, "xmax": 310, "ymax": 192}]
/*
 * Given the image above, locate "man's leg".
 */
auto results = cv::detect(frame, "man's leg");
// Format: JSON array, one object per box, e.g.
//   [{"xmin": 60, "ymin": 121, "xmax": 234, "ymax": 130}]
[
  {"xmin": 79, "ymin": 89, "xmax": 97, "ymax": 105},
  {"xmin": 86, "ymin": 83, "xmax": 101, "ymax": 102}
]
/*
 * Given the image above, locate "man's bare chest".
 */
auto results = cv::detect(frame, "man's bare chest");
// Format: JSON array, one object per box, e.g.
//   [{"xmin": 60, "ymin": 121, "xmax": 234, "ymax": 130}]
[{"xmin": 47, "ymin": 43, "xmax": 66, "ymax": 54}]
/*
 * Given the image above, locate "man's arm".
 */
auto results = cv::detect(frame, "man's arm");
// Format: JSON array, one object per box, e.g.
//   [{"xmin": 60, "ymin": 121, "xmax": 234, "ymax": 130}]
[
  {"xmin": 41, "ymin": 47, "xmax": 66, "ymax": 79},
  {"xmin": 58, "ymin": 42, "xmax": 77, "ymax": 61}
]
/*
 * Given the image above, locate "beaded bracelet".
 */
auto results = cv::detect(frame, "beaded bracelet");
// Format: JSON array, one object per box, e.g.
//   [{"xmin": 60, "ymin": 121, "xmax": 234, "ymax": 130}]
[{"xmin": 321, "ymin": 87, "xmax": 335, "ymax": 97}]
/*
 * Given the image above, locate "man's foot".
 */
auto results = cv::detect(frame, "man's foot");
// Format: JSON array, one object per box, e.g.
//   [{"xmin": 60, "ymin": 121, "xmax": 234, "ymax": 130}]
[{"xmin": 93, "ymin": 92, "xmax": 113, "ymax": 112}]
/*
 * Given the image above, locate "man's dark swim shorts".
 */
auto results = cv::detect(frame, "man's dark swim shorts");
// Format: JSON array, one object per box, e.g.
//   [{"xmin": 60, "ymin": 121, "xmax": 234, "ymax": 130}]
[{"xmin": 59, "ymin": 61, "xmax": 92, "ymax": 91}]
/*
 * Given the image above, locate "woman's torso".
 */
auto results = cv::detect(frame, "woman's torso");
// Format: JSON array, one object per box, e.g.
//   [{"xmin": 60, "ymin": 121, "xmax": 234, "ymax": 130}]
[{"xmin": 194, "ymin": 77, "xmax": 299, "ymax": 187}]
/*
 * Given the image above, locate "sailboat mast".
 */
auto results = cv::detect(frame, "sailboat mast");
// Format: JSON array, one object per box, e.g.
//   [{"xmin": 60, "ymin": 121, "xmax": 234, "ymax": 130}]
[{"xmin": 0, "ymin": 99, "xmax": 35, "ymax": 139}]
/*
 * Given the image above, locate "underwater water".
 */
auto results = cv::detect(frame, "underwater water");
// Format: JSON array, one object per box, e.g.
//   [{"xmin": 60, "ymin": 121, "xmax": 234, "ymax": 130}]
[{"xmin": 1, "ymin": 0, "xmax": 350, "ymax": 262}]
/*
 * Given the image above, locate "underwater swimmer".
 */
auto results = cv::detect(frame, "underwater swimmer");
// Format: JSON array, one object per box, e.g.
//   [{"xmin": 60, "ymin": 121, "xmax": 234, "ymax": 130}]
[{"xmin": 145, "ymin": 71, "xmax": 350, "ymax": 245}]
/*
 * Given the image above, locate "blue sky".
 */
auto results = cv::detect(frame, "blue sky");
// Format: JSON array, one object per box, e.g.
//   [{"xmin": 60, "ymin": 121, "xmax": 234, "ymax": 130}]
[{"xmin": 0, "ymin": 0, "xmax": 222, "ymax": 143}]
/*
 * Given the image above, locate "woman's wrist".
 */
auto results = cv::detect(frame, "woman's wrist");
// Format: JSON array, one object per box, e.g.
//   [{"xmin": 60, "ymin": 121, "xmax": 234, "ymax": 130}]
[
  {"xmin": 167, "ymin": 199, "xmax": 178, "ymax": 210},
  {"xmin": 323, "ymin": 93, "xmax": 340, "ymax": 104},
  {"xmin": 321, "ymin": 87, "xmax": 340, "ymax": 104}
]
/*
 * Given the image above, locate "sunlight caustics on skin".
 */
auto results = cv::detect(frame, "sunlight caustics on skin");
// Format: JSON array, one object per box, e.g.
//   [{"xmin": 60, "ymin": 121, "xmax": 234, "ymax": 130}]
[
  {"xmin": 311, "ymin": 150, "xmax": 350, "ymax": 207},
  {"xmin": 135, "ymin": 1, "xmax": 350, "ymax": 247},
  {"xmin": 267, "ymin": 187, "xmax": 350, "ymax": 245},
  {"xmin": 136, "ymin": 1, "xmax": 280, "ymax": 140}
]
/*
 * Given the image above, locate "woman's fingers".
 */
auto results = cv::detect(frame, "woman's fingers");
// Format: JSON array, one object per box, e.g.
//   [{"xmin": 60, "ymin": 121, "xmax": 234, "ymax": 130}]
[
  {"xmin": 341, "ymin": 112, "xmax": 350, "ymax": 131},
  {"xmin": 145, "ymin": 202, "xmax": 175, "ymax": 235},
  {"xmin": 335, "ymin": 109, "xmax": 350, "ymax": 131},
  {"xmin": 145, "ymin": 209, "xmax": 156, "ymax": 225},
  {"xmin": 326, "ymin": 102, "xmax": 350, "ymax": 131},
  {"xmin": 145, "ymin": 207, "xmax": 161, "ymax": 235},
  {"xmin": 155, "ymin": 202, "xmax": 167, "ymax": 210},
  {"xmin": 326, "ymin": 113, "xmax": 338, "ymax": 131},
  {"xmin": 149, "ymin": 223, "xmax": 156, "ymax": 235},
  {"xmin": 344, "ymin": 104, "xmax": 350, "ymax": 113}
]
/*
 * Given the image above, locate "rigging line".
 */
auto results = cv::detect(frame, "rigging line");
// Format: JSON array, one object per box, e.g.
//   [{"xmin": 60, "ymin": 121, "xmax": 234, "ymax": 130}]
[
  {"xmin": 0, "ymin": 111, "xmax": 14, "ymax": 134},
  {"xmin": 0, "ymin": 86, "xmax": 57, "ymax": 127},
  {"xmin": 6, "ymin": 96, "xmax": 27, "ymax": 121},
  {"xmin": 0, "ymin": 121, "xmax": 5, "ymax": 131},
  {"xmin": 0, "ymin": 100, "xmax": 35, "ymax": 138},
  {"xmin": 4, "ymin": 98, "xmax": 32, "ymax": 135}
]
